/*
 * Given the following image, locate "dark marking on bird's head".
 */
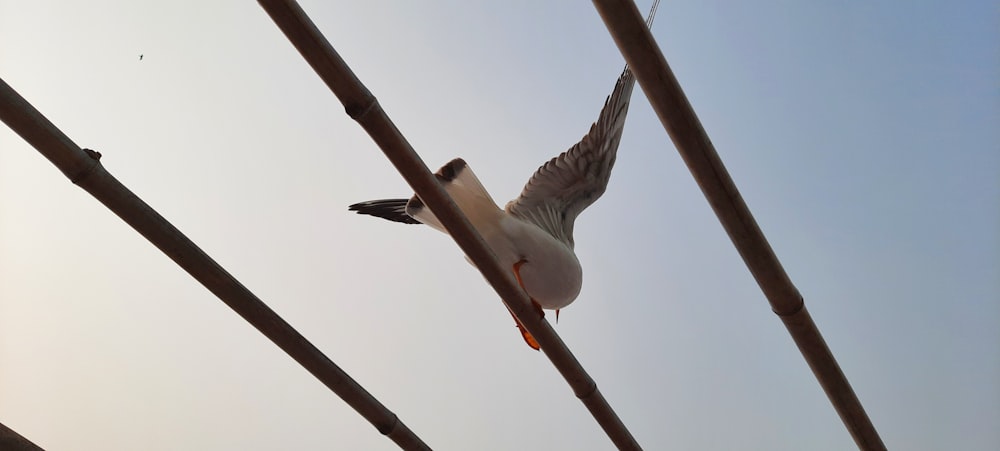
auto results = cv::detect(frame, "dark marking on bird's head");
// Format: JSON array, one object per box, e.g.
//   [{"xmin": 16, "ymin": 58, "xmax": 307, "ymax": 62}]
[
  {"xmin": 436, "ymin": 158, "xmax": 467, "ymax": 182},
  {"xmin": 408, "ymin": 195, "xmax": 425, "ymax": 212}
]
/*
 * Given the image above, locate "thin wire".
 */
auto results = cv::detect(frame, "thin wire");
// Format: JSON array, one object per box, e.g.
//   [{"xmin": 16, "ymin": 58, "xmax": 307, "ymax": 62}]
[{"xmin": 591, "ymin": 0, "xmax": 887, "ymax": 449}]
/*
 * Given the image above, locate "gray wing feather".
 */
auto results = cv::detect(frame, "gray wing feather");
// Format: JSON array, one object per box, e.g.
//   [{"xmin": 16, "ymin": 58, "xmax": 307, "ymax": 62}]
[
  {"xmin": 505, "ymin": 68, "xmax": 636, "ymax": 248},
  {"xmin": 504, "ymin": 0, "xmax": 659, "ymax": 247}
]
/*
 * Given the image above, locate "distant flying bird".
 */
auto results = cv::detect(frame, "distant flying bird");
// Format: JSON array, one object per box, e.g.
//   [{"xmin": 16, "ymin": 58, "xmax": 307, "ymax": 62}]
[
  {"xmin": 139, "ymin": 54, "xmax": 143, "ymax": 61},
  {"xmin": 350, "ymin": 1, "xmax": 659, "ymax": 349}
]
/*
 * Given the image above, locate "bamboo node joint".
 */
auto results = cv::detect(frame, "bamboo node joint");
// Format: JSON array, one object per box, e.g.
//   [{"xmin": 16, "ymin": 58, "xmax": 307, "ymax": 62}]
[
  {"xmin": 576, "ymin": 381, "xmax": 598, "ymax": 400},
  {"xmin": 773, "ymin": 295, "xmax": 805, "ymax": 317},
  {"xmin": 70, "ymin": 148, "xmax": 102, "ymax": 184},
  {"xmin": 376, "ymin": 413, "xmax": 400, "ymax": 436},
  {"xmin": 346, "ymin": 96, "xmax": 378, "ymax": 122},
  {"xmin": 83, "ymin": 148, "xmax": 102, "ymax": 160}
]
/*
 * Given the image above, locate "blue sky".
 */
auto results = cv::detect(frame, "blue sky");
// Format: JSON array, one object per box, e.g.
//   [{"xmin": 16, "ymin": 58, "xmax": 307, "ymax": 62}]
[{"xmin": 2, "ymin": 1, "xmax": 997, "ymax": 450}]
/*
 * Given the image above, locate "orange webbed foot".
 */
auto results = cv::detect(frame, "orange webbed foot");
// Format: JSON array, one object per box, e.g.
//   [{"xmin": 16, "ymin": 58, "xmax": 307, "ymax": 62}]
[{"xmin": 506, "ymin": 305, "xmax": 540, "ymax": 350}]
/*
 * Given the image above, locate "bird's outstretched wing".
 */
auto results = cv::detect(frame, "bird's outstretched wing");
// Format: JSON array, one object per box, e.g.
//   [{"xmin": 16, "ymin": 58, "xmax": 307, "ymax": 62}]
[
  {"xmin": 504, "ymin": 67, "xmax": 635, "ymax": 248},
  {"xmin": 504, "ymin": 0, "xmax": 659, "ymax": 248}
]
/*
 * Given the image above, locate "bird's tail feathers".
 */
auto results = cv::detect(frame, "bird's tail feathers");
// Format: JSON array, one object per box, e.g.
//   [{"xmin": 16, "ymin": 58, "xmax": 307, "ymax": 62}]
[
  {"xmin": 406, "ymin": 158, "xmax": 502, "ymax": 234},
  {"xmin": 348, "ymin": 199, "xmax": 422, "ymax": 224}
]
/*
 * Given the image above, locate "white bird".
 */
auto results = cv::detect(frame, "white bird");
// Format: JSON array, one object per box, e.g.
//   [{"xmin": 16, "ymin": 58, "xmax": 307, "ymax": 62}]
[{"xmin": 351, "ymin": 1, "xmax": 659, "ymax": 349}]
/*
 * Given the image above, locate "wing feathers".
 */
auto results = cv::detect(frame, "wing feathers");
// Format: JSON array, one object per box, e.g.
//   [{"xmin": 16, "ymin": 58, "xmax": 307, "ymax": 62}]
[
  {"xmin": 505, "ymin": 67, "xmax": 635, "ymax": 247},
  {"xmin": 504, "ymin": 0, "xmax": 658, "ymax": 246}
]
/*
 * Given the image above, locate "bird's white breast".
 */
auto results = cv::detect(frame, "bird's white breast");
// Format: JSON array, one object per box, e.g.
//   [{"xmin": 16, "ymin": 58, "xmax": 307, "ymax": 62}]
[{"xmin": 487, "ymin": 215, "xmax": 583, "ymax": 310}]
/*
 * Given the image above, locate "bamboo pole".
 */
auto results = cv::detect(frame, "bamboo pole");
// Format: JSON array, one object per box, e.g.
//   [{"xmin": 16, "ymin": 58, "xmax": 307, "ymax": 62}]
[
  {"xmin": 591, "ymin": 1, "xmax": 886, "ymax": 449},
  {"xmin": 257, "ymin": 1, "xmax": 642, "ymax": 449},
  {"xmin": 0, "ymin": 422, "xmax": 45, "ymax": 451},
  {"xmin": 0, "ymin": 78, "xmax": 431, "ymax": 451}
]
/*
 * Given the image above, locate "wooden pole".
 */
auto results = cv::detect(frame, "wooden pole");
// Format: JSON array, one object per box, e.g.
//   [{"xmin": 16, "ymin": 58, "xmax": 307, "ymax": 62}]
[
  {"xmin": 0, "ymin": 422, "xmax": 45, "ymax": 451},
  {"xmin": 591, "ymin": 1, "xmax": 886, "ymax": 449},
  {"xmin": 0, "ymin": 77, "xmax": 431, "ymax": 451},
  {"xmin": 257, "ymin": 1, "xmax": 643, "ymax": 449}
]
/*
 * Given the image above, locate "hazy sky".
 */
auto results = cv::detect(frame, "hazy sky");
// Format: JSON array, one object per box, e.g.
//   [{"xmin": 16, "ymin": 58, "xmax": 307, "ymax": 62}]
[{"xmin": 2, "ymin": 1, "xmax": 997, "ymax": 450}]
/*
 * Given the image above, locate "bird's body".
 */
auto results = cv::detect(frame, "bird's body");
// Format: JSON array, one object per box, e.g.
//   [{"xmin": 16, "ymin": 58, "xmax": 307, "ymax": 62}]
[
  {"xmin": 350, "ymin": 1, "xmax": 659, "ymax": 348},
  {"xmin": 424, "ymin": 159, "xmax": 584, "ymax": 309},
  {"xmin": 350, "ymin": 158, "xmax": 584, "ymax": 310},
  {"xmin": 494, "ymin": 214, "xmax": 582, "ymax": 310}
]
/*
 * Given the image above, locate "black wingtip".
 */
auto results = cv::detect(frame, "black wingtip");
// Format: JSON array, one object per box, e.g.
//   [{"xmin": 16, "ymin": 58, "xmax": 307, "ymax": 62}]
[{"xmin": 348, "ymin": 199, "xmax": 422, "ymax": 224}]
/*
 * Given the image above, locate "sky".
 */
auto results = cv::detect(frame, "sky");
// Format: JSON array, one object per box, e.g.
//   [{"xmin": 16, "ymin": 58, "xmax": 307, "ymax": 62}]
[{"xmin": 1, "ymin": 1, "xmax": 998, "ymax": 450}]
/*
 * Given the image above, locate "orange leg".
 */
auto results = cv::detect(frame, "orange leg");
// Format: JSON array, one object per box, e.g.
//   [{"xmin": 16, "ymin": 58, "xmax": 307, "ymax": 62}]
[
  {"xmin": 509, "ymin": 259, "xmax": 544, "ymax": 350},
  {"xmin": 513, "ymin": 260, "xmax": 545, "ymax": 317},
  {"xmin": 513, "ymin": 260, "xmax": 528, "ymax": 291}
]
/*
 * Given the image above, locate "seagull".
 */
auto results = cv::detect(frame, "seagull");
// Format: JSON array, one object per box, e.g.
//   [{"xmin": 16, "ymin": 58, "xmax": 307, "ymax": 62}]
[{"xmin": 350, "ymin": 1, "xmax": 659, "ymax": 349}]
